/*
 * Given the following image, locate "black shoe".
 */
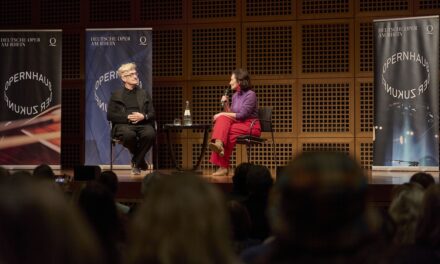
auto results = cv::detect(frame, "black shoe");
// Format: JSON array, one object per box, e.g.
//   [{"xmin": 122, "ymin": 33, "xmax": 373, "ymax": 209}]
[
  {"xmin": 138, "ymin": 160, "xmax": 148, "ymax": 171},
  {"xmin": 131, "ymin": 167, "xmax": 141, "ymax": 175}
]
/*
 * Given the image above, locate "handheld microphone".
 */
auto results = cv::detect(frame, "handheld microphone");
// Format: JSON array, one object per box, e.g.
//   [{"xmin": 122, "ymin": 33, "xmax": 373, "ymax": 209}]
[{"xmin": 221, "ymin": 88, "xmax": 230, "ymax": 108}]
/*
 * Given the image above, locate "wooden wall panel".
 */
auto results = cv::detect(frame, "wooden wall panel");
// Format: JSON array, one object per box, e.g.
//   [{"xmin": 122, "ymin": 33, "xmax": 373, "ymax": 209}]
[
  {"xmin": 189, "ymin": 0, "xmax": 240, "ymax": 23},
  {"xmin": 88, "ymin": 0, "xmax": 134, "ymax": 23},
  {"xmin": 189, "ymin": 23, "xmax": 241, "ymax": 80},
  {"xmin": 62, "ymin": 31, "xmax": 83, "ymax": 80},
  {"xmin": 297, "ymin": 19, "xmax": 354, "ymax": 78},
  {"xmin": 356, "ymin": 137, "xmax": 373, "ymax": 170},
  {"xmin": 243, "ymin": 0, "xmax": 295, "ymax": 21},
  {"xmin": 297, "ymin": 0, "xmax": 353, "ymax": 20},
  {"xmin": 0, "ymin": 0, "xmax": 33, "ymax": 26},
  {"xmin": 153, "ymin": 82, "xmax": 187, "ymax": 135},
  {"xmin": 414, "ymin": 0, "xmax": 440, "ymax": 15},
  {"xmin": 140, "ymin": 0, "xmax": 187, "ymax": 25},
  {"xmin": 238, "ymin": 138, "xmax": 297, "ymax": 176},
  {"xmin": 298, "ymin": 138, "xmax": 355, "ymax": 157},
  {"xmin": 355, "ymin": 18, "xmax": 374, "ymax": 77},
  {"xmin": 40, "ymin": 0, "xmax": 81, "ymax": 25},
  {"xmin": 298, "ymin": 78, "xmax": 354, "ymax": 137},
  {"xmin": 243, "ymin": 21, "xmax": 296, "ymax": 79},
  {"xmin": 355, "ymin": 78, "xmax": 374, "ymax": 138},
  {"xmin": 355, "ymin": 0, "xmax": 412, "ymax": 17},
  {"xmin": 152, "ymin": 26, "xmax": 187, "ymax": 81},
  {"xmin": 252, "ymin": 79, "xmax": 297, "ymax": 137}
]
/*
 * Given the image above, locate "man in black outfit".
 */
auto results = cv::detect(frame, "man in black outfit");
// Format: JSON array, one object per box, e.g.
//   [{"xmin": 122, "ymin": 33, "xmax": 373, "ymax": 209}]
[{"xmin": 107, "ymin": 62, "xmax": 156, "ymax": 175}]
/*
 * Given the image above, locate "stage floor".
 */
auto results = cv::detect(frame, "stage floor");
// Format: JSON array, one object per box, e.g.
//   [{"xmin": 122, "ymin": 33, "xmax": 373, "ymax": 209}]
[{"xmin": 8, "ymin": 167, "xmax": 438, "ymax": 204}]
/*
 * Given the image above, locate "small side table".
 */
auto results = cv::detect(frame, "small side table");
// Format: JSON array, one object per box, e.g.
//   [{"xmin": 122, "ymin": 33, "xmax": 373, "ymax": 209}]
[{"xmin": 162, "ymin": 123, "xmax": 211, "ymax": 171}]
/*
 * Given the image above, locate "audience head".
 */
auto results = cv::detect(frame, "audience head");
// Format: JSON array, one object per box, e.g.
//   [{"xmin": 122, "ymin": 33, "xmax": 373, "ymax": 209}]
[
  {"xmin": 232, "ymin": 162, "xmax": 253, "ymax": 196},
  {"xmin": 97, "ymin": 170, "xmax": 118, "ymax": 197},
  {"xmin": 0, "ymin": 181, "xmax": 102, "ymax": 264},
  {"xmin": 77, "ymin": 181, "xmax": 121, "ymax": 240},
  {"xmin": 9, "ymin": 170, "xmax": 34, "ymax": 185},
  {"xmin": 127, "ymin": 172, "xmax": 237, "ymax": 264},
  {"xmin": 409, "ymin": 172, "xmax": 435, "ymax": 189},
  {"xmin": 232, "ymin": 68, "xmax": 251, "ymax": 91},
  {"xmin": 33, "ymin": 164, "xmax": 55, "ymax": 180},
  {"xmin": 415, "ymin": 184, "xmax": 440, "ymax": 248},
  {"xmin": 228, "ymin": 200, "xmax": 252, "ymax": 241},
  {"xmin": 246, "ymin": 164, "xmax": 273, "ymax": 197},
  {"xmin": 140, "ymin": 170, "xmax": 164, "ymax": 197},
  {"xmin": 0, "ymin": 167, "xmax": 10, "ymax": 183},
  {"xmin": 77, "ymin": 181, "xmax": 122, "ymax": 264},
  {"xmin": 388, "ymin": 182, "xmax": 425, "ymax": 245},
  {"xmin": 271, "ymin": 151, "xmax": 373, "ymax": 250}
]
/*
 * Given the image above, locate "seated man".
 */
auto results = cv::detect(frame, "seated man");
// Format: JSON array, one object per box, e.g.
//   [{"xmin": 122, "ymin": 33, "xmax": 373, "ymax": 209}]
[{"xmin": 107, "ymin": 62, "xmax": 156, "ymax": 175}]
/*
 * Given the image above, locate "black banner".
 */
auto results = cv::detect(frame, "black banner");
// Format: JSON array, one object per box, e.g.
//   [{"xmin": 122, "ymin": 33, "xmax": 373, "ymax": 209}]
[
  {"xmin": 0, "ymin": 30, "xmax": 61, "ymax": 165},
  {"xmin": 374, "ymin": 17, "xmax": 439, "ymax": 168}
]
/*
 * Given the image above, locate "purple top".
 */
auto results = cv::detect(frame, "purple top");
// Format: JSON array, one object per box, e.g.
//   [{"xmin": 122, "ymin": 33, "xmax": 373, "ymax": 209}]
[{"xmin": 231, "ymin": 89, "xmax": 258, "ymax": 121}]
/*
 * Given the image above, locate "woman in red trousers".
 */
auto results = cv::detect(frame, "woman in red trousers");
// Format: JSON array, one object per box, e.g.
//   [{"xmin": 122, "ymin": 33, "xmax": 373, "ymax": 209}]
[{"xmin": 209, "ymin": 68, "xmax": 261, "ymax": 176}]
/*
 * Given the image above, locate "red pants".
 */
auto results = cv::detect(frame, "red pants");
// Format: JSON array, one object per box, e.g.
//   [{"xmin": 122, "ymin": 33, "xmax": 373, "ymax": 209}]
[{"xmin": 210, "ymin": 115, "xmax": 261, "ymax": 167}]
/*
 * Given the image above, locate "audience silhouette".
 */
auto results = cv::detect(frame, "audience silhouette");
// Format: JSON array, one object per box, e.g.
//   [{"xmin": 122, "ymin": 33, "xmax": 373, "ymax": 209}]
[
  {"xmin": 0, "ymin": 180, "xmax": 103, "ymax": 264},
  {"xmin": 126, "ymin": 171, "xmax": 239, "ymax": 264}
]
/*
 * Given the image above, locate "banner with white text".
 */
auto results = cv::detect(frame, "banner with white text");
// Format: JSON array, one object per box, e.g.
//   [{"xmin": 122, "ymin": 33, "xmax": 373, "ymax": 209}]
[
  {"xmin": 0, "ymin": 30, "xmax": 61, "ymax": 166},
  {"xmin": 85, "ymin": 28, "xmax": 152, "ymax": 166},
  {"xmin": 373, "ymin": 16, "xmax": 439, "ymax": 168}
]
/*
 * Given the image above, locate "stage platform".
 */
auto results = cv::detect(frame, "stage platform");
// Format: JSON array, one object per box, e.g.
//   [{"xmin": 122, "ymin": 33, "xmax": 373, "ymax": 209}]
[
  {"xmin": 51, "ymin": 167, "xmax": 438, "ymax": 208},
  {"xmin": 5, "ymin": 166, "xmax": 438, "ymax": 208}
]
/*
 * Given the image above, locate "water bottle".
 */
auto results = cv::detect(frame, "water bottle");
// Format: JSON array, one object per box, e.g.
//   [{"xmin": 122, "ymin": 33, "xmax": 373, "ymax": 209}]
[{"xmin": 183, "ymin": 100, "xmax": 192, "ymax": 126}]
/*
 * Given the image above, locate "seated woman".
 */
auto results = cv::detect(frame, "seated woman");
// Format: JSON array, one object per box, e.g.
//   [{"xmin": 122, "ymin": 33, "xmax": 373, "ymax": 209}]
[{"xmin": 209, "ymin": 68, "xmax": 261, "ymax": 176}]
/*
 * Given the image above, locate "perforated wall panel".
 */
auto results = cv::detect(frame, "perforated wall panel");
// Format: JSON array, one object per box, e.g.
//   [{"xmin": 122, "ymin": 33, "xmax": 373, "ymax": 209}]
[
  {"xmin": 356, "ymin": 138, "xmax": 373, "ymax": 170},
  {"xmin": 190, "ymin": 81, "xmax": 228, "ymax": 134},
  {"xmin": 61, "ymin": 87, "xmax": 82, "ymax": 138},
  {"xmin": 299, "ymin": 138, "xmax": 354, "ymax": 156},
  {"xmin": 62, "ymin": 32, "xmax": 81, "ymax": 80},
  {"xmin": 356, "ymin": 19, "xmax": 374, "ymax": 77},
  {"xmin": 252, "ymin": 80, "xmax": 296, "ymax": 136},
  {"xmin": 243, "ymin": 22, "xmax": 295, "ymax": 78},
  {"xmin": 415, "ymin": 0, "xmax": 440, "ymax": 15},
  {"xmin": 152, "ymin": 83, "xmax": 185, "ymax": 130},
  {"xmin": 356, "ymin": 78, "xmax": 374, "ymax": 136},
  {"xmin": 158, "ymin": 142, "xmax": 183, "ymax": 169},
  {"xmin": 190, "ymin": 24, "xmax": 240, "ymax": 79},
  {"xmin": 140, "ymin": 0, "xmax": 185, "ymax": 22},
  {"xmin": 190, "ymin": 0, "xmax": 239, "ymax": 22},
  {"xmin": 0, "ymin": 0, "xmax": 32, "ymax": 26},
  {"xmin": 356, "ymin": 0, "xmax": 412, "ymax": 16},
  {"xmin": 238, "ymin": 138, "xmax": 296, "ymax": 176},
  {"xmin": 243, "ymin": 0, "xmax": 294, "ymax": 21},
  {"xmin": 299, "ymin": 79, "xmax": 354, "ymax": 137},
  {"xmin": 41, "ymin": 0, "xmax": 80, "ymax": 24},
  {"xmin": 89, "ymin": 0, "xmax": 131, "ymax": 23},
  {"xmin": 298, "ymin": 19, "xmax": 354, "ymax": 77},
  {"xmin": 297, "ymin": 0, "xmax": 353, "ymax": 19},
  {"xmin": 61, "ymin": 141, "xmax": 81, "ymax": 168},
  {"xmin": 153, "ymin": 27, "xmax": 186, "ymax": 80}
]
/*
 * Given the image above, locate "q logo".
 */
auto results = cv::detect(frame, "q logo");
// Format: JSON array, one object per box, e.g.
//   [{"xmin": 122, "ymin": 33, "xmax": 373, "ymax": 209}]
[
  {"xmin": 139, "ymin": 36, "xmax": 148, "ymax": 46},
  {"xmin": 49, "ymin": 37, "xmax": 57, "ymax": 46},
  {"xmin": 426, "ymin": 25, "xmax": 434, "ymax": 35}
]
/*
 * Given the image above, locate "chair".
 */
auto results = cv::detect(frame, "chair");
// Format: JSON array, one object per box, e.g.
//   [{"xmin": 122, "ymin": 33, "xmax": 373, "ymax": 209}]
[
  {"xmin": 110, "ymin": 122, "xmax": 158, "ymax": 171},
  {"xmin": 236, "ymin": 107, "xmax": 277, "ymax": 166}
]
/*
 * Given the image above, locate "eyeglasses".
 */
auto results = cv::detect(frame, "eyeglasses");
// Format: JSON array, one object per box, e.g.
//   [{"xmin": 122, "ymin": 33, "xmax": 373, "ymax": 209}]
[{"xmin": 123, "ymin": 72, "xmax": 138, "ymax": 78}]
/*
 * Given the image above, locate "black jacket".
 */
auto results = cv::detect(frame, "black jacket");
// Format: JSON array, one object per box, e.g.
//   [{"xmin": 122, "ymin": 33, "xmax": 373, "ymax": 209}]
[{"xmin": 107, "ymin": 86, "xmax": 155, "ymax": 125}]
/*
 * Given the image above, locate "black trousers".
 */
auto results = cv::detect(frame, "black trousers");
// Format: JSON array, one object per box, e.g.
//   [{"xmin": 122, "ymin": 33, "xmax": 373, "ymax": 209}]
[{"xmin": 114, "ymin": 123, "xmax": 156, "ymax": 168}]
